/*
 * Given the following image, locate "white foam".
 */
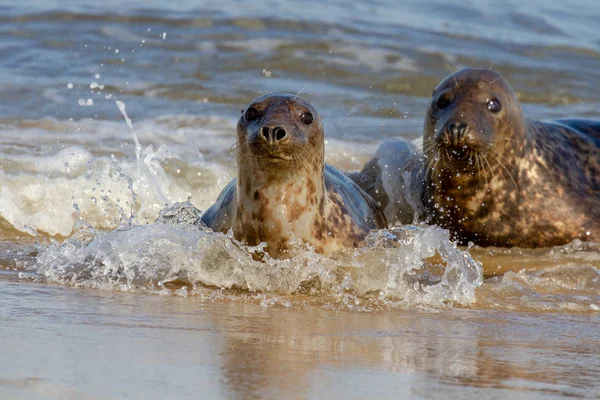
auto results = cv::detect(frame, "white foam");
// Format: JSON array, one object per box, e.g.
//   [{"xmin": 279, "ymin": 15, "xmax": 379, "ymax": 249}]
[
  {"xmin": 0, "ymin": 117, "xmax": 236, "ymax": 237},
  {"xmin": 31, "ymin": 205, "xmax": 483, "ymax": 309}
]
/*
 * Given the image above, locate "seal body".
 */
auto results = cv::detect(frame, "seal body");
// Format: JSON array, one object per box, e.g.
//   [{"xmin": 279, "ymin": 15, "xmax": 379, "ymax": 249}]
[
  {"xmin": 349, "ymin": 140, "xmax": 425, "ymax": 225},
  {"xmin": 201, "ymin": 94, "xmax": 386, "ymax": 257},
  {"xmin": 353, "ymin": 68, "xmax": 600, "ymax": 248},
  {"xmin": 423, "ymin": 68, "xmax": 600, "ymax": 247}
]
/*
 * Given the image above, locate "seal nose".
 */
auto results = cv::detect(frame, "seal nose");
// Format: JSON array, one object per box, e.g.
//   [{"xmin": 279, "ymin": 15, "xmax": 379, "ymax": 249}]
[
  {"xmin": 447, "ymin": 122, "xmax": 469, "ymax": 147},
  {"xmin": 260, "ymin": 126, "xmax": 288, "ymax": 143}
]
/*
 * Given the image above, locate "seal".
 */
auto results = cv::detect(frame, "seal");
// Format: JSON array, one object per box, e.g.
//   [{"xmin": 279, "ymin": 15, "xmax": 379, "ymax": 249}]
[
  {"xmin": 349, "ymin": 140, "xmax": 425, "ymax": 225},
  {"xmin": 422, "ymin": 68, "xmax": 600, "ymax": 247},
  {"xmin": 353, "ymin": 68, "xmax": 600, "ymax": 248},
  {"xmin": 201, "ymin": 93, "xmax": 386, "ymax": 258}
]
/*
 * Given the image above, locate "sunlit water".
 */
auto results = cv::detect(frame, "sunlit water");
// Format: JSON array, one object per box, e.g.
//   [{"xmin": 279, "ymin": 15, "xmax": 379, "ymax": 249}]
[{"xmin": 1, "ymin": 0, "xmax": 600, "ymax": 398}]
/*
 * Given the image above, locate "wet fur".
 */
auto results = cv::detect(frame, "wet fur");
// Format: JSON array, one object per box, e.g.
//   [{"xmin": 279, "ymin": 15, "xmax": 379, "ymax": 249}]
[
  {"xmin": 201, "ymin": 94, "xmax": 386, "ymax": 257},
  {"xmin": 423, "ymin": 68, "xmax": 600, "ymax": 247},
  {"xmin": 352, "ymin": 68, "xmax": 600, "ymax": 248}
]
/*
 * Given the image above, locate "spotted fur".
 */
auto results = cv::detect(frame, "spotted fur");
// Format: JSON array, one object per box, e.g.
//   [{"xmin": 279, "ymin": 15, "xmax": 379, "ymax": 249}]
[
  {"xmin": 422, "ymin": 68, "xmax": 600, "ymax": 247},
  {"xmin": 201, "ymin": 94, "xmax": 386, "ymax": 258}
]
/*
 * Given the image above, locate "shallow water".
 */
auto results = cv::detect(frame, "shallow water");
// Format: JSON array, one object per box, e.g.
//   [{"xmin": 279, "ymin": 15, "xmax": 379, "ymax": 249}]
[
  {"xmin": 1, "ymin": 0, "xmax": 600, "ymax": 398},
  {"xmin": 2, "ymin": 280, "xmax": 600, "ymax": 399}
]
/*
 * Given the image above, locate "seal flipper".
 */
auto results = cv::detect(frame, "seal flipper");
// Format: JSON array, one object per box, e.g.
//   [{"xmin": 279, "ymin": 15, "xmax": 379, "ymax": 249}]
[{"xmin": 200, "ymin": 179, "xmax": 236, "ymax": 233}]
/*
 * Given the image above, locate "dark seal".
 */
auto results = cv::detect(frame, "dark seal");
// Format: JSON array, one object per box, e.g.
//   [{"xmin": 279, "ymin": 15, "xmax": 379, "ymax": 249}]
[
  {"xmin": 423, "ymin": 68, "xmax": 600, "ymax": 247},
  {"xmin": 201, "ymin": 93, "xmax": 386, "ymax": 258},
  {"xmin": 353, "ymin": 68, "xmax": 600, "ymax": 248}
]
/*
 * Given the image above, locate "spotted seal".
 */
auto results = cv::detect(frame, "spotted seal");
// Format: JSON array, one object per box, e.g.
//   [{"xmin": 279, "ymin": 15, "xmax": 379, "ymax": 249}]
[
  {"xmin": 355, "ymin": 68, "xmax": 600, "ymax": 247},
  {"xmin": 201, "ymin": 93, "xmax": 386, "ymax": 257}
]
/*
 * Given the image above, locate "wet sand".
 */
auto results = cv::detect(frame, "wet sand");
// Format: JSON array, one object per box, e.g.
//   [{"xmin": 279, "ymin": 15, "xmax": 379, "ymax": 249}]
[{"xmin": 2, "ymin": 278, "xmax": 599, "ymax": 399}]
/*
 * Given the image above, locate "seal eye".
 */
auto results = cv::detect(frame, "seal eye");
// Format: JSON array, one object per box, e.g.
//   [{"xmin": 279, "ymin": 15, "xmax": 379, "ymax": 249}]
[
  {"xmin": 487, "ymin": 99, "xmax": 501, "ymax": 113},
  {"xmin": 245, "ymin": 107, "xmax": 260, "ymax": 121},
  {"xmin": 436, "ymin": 95, "xmax": 450, "ymax": 109},
  {"xmin": 299, "ymin": 111, "xmax": 313, "ymax": 125}
]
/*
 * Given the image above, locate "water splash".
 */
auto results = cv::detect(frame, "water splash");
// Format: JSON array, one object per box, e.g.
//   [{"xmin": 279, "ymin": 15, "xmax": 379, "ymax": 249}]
[
  {"xmin": 115, "ymin": 100, "xmax": 140, "ymax": 159},
  {"xmin": 0, "ymin": 116, "xmax": 231, "ymax": 237},
  {"xmin": 116, "ymin": 100, "xmax": 169, "ymax": 206},
  {"xmin": 31, "ymin": 203, "xmax": 483, "ymax": 309}
]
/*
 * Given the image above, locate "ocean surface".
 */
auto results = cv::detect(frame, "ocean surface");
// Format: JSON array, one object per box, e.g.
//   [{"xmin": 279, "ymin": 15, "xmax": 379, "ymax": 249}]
[{"xmin": 1, "ymin": 0, "xmax": 599, "ymax": 398}]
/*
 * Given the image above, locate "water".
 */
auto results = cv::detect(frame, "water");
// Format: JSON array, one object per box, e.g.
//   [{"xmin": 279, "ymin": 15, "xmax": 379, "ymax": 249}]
[{"xmin": 1, "ymin": 0, "xmax": 600, "ymax": 398}]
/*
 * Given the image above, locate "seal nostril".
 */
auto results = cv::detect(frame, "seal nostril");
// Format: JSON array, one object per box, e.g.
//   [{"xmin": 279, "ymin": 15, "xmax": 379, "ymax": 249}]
[
  {"xmin": 448, "ymin": 123, "xmax": 458, "ymax": 134},
  {"xmin": 446, "ymin": 122, "xmax": 465, "ymax": 148},
  {"xmin": 261, "ymin": 126, "xmax": 270, "ymax": 140},
  {"xmin": 274, "ymin": 127, "xmax": 287, "ymax": 141}
]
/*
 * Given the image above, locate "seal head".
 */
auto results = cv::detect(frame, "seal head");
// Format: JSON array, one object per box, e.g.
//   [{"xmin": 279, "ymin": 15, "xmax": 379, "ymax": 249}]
[{"xmin": 425, "ymin": 68, "xmax": 525, "ymax": 166}]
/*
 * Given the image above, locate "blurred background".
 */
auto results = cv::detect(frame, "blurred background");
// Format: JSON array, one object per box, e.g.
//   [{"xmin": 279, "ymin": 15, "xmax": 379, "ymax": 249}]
[
  {"xmin": 2, "ymin": 0, "xmax": 599, "ymax": 238},
  {"xmin": 3, "ymin": 0, "xmax": 599, "ymax": 126}
]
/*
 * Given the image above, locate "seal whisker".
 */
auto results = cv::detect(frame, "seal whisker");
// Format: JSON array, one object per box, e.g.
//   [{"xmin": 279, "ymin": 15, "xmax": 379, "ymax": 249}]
[
  {"xmin": 403, "ymin": 153, "xmax": 427, "ymax": 180},
  {"xmin": 423, "ymin": 140, "xmax": 437, "ymax": 152},
  {"xmin": 236, "ymin": 141, "xmax": 258, "ymax": 171},
  {"xmin": 476, "ymin": 153, "xmax": 488, "ymax": 187},
  {"xmin": 480, "ymin": 60, "xmax": 497, "ymax": 83},
  {"xmin": 231, "ymin": 141, "xmax": 245, "ymax": 155},
  {"xmin": 492, "ymin": 154, "xmax": 519, "ymax": 189},
  {"xmin": 445, "ymin": 63, "xmax": 459, "ymax": 88},
  {"xmin": 414, "ymin": 155, "xmax": 429, "ymax": 181},
  {"xmin": 488, "ymin": 75, "xmax": 504, "ymax": 85},
  {"xmin": 434, "ymin": 150, "xmax": 443, "ymax": 170},
  {"xmin": 481, "ymin": 153, "xmax": 494, "ymax": 189},
  {"xmin": 291, "ymin": 150, "xmax": 310, "ymax": 177},
  {"xmin": 493, "ymin": 152, "xmax": 517, "ymax": 171},
  {"xmin": 421, "ymin": 145, "xmax": 438, "ymax": 166},
  {"xmin": 294, "ymin": 83, "xmax": 310, "ymax": 100},
  {"xmin": 443, "ymin": 149, "xmax": 452, "ymax": 170},
  {"xmin": 424, "ymin": 150, "xmax": 440, "ymax": 179}
]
